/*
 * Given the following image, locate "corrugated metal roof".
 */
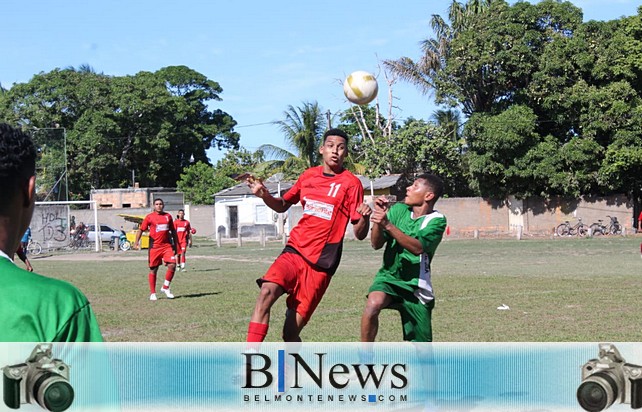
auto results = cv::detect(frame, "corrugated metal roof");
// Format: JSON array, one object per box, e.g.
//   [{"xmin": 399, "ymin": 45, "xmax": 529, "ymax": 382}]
[{"xmin": 358, "ymin": 174, "xmax": 403, "ymax": 190}]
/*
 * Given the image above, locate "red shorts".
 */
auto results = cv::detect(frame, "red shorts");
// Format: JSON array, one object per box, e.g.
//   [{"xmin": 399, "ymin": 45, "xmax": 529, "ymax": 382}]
[
  {"xmin": 177, "ymin": 242, "xmax": 188, "ymax": 254},
  {"xmin": 148, "ymin": 245, "xmax": 176, "ymax": 268},
  {"xmin": 260, "ymin": 252, "xmax": 332, "ymax": 323}
]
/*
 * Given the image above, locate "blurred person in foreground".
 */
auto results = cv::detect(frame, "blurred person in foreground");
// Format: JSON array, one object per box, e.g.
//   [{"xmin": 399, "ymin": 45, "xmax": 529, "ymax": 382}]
[{"xmin": 0, "ymin": 123, "xmax": 103, "ymax": 342}]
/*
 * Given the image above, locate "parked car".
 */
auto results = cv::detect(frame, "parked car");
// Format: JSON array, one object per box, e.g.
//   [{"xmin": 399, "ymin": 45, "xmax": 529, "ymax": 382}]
[{"xmin": 86, "ymin": 224, "xmax": 125, "ymax": 242}]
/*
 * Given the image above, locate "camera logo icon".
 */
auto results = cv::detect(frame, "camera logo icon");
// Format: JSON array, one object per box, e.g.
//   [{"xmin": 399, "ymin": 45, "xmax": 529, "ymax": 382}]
[
  {"xmin": 577, "ymin": 343, "xmax": 642, "ymax": 411},
  {"xmin": 2, "ymin": 344, "xmax": 74, "ymax": 411}
]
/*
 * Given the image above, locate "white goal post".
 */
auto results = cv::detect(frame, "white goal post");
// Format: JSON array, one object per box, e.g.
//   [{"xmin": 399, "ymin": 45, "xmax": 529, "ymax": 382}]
[{"xmin": 34, "ymin": 200, "xmax": 100, "ymax": 252}]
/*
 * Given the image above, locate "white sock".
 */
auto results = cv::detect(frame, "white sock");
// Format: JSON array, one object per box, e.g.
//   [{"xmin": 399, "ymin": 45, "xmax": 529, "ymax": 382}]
[{"xmin": 163, "ymin": 280, "xmax": 170, "ymax": 288}]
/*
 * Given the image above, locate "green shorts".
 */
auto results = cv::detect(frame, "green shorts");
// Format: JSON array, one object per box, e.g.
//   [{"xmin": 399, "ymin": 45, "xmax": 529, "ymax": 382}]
[{"xmin": 368, "ymin": 279, "xmax": 435, "ymax": 342}]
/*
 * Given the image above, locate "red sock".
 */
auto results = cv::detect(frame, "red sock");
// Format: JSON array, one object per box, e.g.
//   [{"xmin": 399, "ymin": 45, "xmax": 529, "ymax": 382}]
[
  {"xmin": 148, "ymin": 272, "xmax": 157, "ymax": 294},
  {"xmin": 165, "ymin": 268, "xmax": 175, "ymax": 283},
  {"xmin": 247, "ymin": 322, "xmax": 268, "ymax": 343}
]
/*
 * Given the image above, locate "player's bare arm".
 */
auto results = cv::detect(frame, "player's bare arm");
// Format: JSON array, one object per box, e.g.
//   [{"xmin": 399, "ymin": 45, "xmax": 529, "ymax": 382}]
[
  {"xmin": 370, "ymin": 209, "xmax": 387, "ymax": 250},
  {"xmin": 370, "ymin": 196, "xmax": 391, "ymax": 249},
  {"xmin": 172, "ymin": 229, "xmax": 180, "ymax": 255},
  {"xmin": 371, "ymin": 207, "xmax": 423, "ymax": 255},
  {"xmin": 352, "ymin": 203, "xmax": 372, "ymax": 240},
  {"xmin": 133, "ymin": 229, "xmax": 143, "ymax": 250}
]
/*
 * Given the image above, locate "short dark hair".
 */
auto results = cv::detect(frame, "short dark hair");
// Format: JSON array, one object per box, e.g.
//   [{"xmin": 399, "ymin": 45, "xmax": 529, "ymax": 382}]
[
  {"xmin": 416, "ymin": 173, "xmax": 444, "ymax": 201},
  {"xmin": 0, "ymin": 124, "xmax": 36, "ymax": 210},
  {"xmin": 323, "ymin": 128, "xmax": 349, "ymax": 144}
]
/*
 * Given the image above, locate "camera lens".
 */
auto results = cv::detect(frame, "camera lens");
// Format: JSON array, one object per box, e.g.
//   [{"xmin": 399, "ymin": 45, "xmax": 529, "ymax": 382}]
[
  {"xmin": 577, "ymin": 372, "xmax": 618, "ymax": 412},
  {"xmin": 32, "ymin": 372, "xmax": 74, "ymax": 412}
]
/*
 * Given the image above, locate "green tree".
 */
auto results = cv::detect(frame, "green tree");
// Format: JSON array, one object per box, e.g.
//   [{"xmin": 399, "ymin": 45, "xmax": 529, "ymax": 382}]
[
  {"xmin": 258, "ymin": 101, "xmax": 327, "ymax": 179},
  {"xmin": 465, "ymin": 105, "xmax": 542, "ymax": 198},
  {"xmin": 431, "ymin": 109, "xmax": 462, "ymax": 144},
  {"xmin": 177, "ymin": 161, "xmax": 222, "ymax": 205},
  {"xmin": 352, "ymin": 118, "xmax": 469, "ymax": 196},
  {"xmin": 0, "ymin": 66, "xmax": 239, "ymax": 199},
  {"xmin": 384, "ymin": 0, "xmax": 496, "ymax": 100},
  {"xmin": 337, "ymin": 104, "xmax": 394, "ymax": 175},
  {"xmin": 177, "ymin": 149, "xmax": 265, "ymax": 204}
]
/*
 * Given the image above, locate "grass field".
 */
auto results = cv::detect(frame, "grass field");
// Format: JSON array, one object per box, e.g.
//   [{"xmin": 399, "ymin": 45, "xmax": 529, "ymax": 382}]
[{"xmin": 29, "ymin": 235, "xmax": 642, "ymax": 342}]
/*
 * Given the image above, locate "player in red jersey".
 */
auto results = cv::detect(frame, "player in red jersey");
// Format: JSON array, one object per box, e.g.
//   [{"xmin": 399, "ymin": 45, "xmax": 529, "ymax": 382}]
[
  {"xmin": 174, "ymin": 209, "xmax": 192, "ymax": 271},
  {"xmin": 245, "ymin": 128, "xmax": 372, "ymax": 342},
  {"xmin": 134, "ymin": 198, "xmax": 179, "ymax": 301}
]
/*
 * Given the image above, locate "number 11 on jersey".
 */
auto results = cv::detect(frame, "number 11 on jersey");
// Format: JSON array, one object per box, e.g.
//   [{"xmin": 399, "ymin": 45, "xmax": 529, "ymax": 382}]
[{"xmin": 327, "ymin": 183, "xmax": 341, "ymax": 197}]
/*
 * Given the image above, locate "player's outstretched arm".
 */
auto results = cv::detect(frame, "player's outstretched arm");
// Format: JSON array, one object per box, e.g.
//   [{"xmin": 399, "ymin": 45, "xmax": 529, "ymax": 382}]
[{"xmin": 352, "ymin": 203, "xmax": 372, "ymax": 240}]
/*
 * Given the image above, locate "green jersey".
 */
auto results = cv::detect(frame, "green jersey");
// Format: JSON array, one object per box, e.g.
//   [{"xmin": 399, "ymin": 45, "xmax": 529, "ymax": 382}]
[
  {"xmin": 0, "ymin": 256, "xmax": 103, "ymax": 342},
  {"xmin": 376, "ymin": 203, "xmax": 447, "ymax": 303}
]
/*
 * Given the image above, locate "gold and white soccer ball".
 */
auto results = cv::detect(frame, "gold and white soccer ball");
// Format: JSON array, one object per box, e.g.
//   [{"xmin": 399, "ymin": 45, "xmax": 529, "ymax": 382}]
[{"xmin": 343, "ymin": 71, "xmax": 378, "ymax": 105}]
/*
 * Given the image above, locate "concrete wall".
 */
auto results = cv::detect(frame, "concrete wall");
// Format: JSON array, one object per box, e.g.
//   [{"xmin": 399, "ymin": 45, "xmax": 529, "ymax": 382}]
[
  {"xmin": 91, "ymin": 189, "xmax": 149, "ymax": 209},
  {"xmin": 185, "ymin": 205, "xmax": 216, "ymax": 237},
  {"xmin": 522, "ymin": 195, "xmax": 632, "ymax": 235},
  {"xmin": 347, "ymin": 194, "xmax": 635, "ymax": 239},
  {"xmin": 62, "ymin": 204, "xmax": 217, "ymax": 236},
  {"xmin": 436, "ymin": 194, "xmax": 633, "ymax": 237},
  {"xmin": 31, "ymin": 205, "xmax": 71, "ymax": 250},
  {"xmin": 33, "ymin": 194, "xmax": 635, "ymax": 245}
]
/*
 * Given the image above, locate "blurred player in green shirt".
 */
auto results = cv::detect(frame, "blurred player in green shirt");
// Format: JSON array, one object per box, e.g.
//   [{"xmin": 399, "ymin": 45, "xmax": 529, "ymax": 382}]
[{"xmin": 0, "ymin": 123, "xmax": 103, "ymax": 342}]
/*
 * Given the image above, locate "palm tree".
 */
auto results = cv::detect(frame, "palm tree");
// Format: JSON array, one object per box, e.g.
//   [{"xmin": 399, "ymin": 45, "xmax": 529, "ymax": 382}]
[
  {"xmin": 430, "ymin": 109, "xmax": 462, "ymax": 142},
  {"xmin": 258, "ymin": 101, "xmax": 327, "ymax": 178},
  {"xmin": 383, "ymin": 0, "xmax": 495, "ymax": 97}
]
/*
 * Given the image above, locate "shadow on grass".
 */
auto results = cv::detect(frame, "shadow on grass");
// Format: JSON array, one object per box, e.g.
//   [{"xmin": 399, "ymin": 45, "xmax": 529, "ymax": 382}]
[
  {"xmin": 174, "ymin": 292, "xmax": 221, "ymax": 299},
  {"xmin": 186, "ymin": 268, "xmax": 220, "ymax": 273}
]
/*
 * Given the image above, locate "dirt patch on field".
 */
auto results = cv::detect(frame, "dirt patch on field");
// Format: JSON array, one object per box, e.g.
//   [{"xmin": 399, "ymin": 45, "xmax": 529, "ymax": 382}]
[{"xmin": 32, "ymin": 252, "xmax": 260, "ymax": 263}]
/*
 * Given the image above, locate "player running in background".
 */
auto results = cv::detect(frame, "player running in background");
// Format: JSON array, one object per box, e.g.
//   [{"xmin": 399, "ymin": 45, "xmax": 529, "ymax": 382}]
[
  {"xmin": 174, "ymin": 209, "xmax": 192, "ymax": 271},
  {"xmin": 245, "ymin": 128, "xmax": 372, "ymax": 342},
  {"xmin": 361, "ymin": 174, "xmax": 447, "ymax": 342},
  {"xmin": 20, "ymin": 227, "xmax": 31, "ymax": 251},
  {"xmin": 14, "ymin": 245, "xmax": 33, "ymax": 272},
  {"xmin": 134, "ymin": 198, "xmax": 179, "ymax": 301}
]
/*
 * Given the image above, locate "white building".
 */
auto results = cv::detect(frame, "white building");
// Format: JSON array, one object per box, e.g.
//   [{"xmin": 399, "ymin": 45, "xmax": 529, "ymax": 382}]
[{"xmin": 213, "ymin": 179, "xmax": 295, "ymax": 239}]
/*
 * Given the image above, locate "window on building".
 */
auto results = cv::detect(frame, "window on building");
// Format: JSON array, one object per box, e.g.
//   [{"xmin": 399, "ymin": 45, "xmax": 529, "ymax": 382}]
[
  {"xmin": 122, "ymin": 203, "xmax": 131, "ymax": 208},
  {"xmin": 255, "ymin": 204, "xmax": 270, "ymax": 224}
]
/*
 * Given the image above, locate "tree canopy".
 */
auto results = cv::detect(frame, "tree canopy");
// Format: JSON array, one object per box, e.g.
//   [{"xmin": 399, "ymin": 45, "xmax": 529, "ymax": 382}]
[
  {"xmin": 0, "ymin": 65, "xmax": 239, "ymax": 200},
  {"xmin": 384, "ymin": 0, "xmax": 642, "ymax": 200}
]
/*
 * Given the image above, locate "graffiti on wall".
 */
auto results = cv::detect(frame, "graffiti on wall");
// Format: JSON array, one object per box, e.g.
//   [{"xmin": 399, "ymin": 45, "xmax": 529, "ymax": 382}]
[{"xmin": 32, "ymin": 205, "xmax": 68, "ymax": 249}]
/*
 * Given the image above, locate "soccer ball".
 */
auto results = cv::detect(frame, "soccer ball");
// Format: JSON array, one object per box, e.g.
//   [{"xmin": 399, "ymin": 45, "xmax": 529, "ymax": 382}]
[{"xmin": 343, "ymin": 71, "xmax": 378, "ymax": 105}]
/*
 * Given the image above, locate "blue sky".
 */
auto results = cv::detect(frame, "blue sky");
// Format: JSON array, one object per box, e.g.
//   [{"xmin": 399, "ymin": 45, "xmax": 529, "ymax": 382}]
[{"xmin": 2, "ymin": 0, "xmax": 640, "ymax": 163}]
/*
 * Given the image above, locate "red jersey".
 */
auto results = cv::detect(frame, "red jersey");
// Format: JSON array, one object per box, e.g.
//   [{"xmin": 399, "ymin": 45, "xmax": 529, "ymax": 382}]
[
  {"xmin": 140, "ymin": 212, "xmax": 175, "ymax": 249},
  {"xmin": 174, "ymin": 219, "xmax": 191, "ymax": 244},
  {"xmin": 282, "ymin": 166, "xmax": 364, "ymax": 272}
]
